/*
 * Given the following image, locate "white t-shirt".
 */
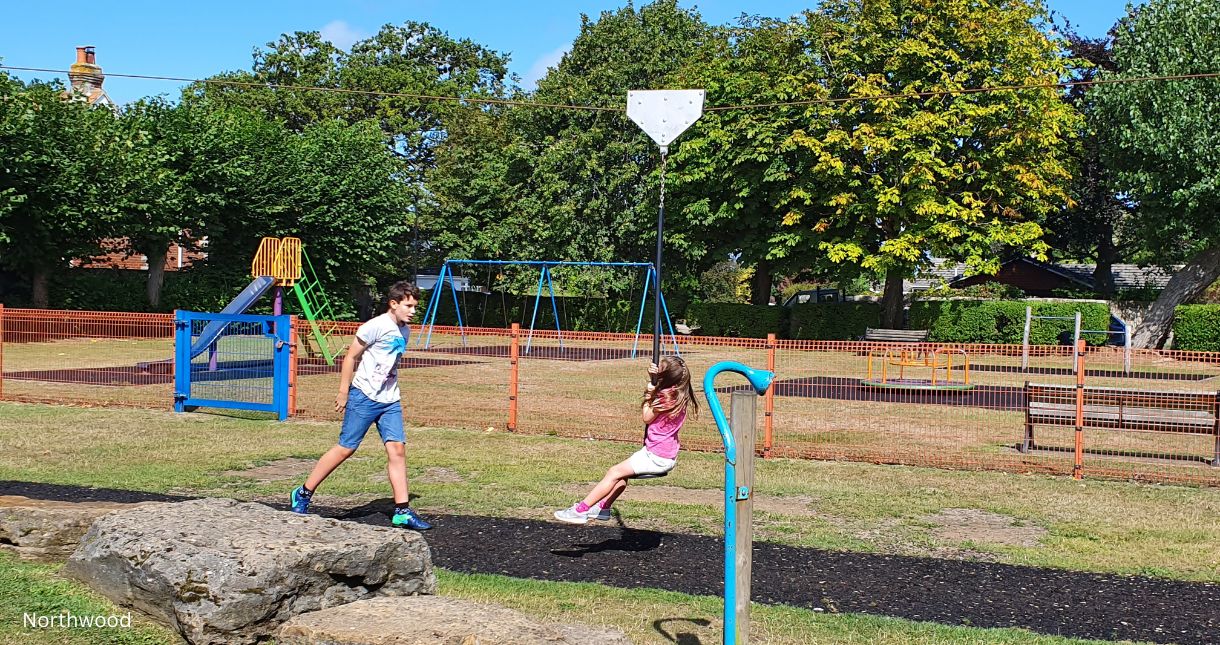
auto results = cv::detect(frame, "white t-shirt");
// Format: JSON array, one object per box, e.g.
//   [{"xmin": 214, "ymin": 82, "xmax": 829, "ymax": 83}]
[{"xmin": 350, "ymin": 313, "xmax": 409, "ymax": 403}]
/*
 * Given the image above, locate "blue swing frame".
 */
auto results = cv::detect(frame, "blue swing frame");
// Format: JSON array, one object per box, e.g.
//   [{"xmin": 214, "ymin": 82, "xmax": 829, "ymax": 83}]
[{"xmin": 417, "ymin": 259, "xmax": 680, "ymax": 357}]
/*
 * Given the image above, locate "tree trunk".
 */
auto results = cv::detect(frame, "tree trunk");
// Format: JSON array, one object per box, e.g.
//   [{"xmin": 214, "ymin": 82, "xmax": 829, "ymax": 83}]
[
  {"xmin": 880, "ymin": 269, "xmax": 905, "ymax": 329},
  {"xmin": 1131, "ymin": 242, "xmax": 1220, "ymax": 349},
  {"xmin": 750, "ymin": 258, "xmax": 772, "ymax": 306},
  {"xmin": 1093, "ymin": 224, "xmax": 1117, "ymax": 297},
  {"xmin": 31, "ymin": 269, "xmax": 49, "ymax": 309},
  {"xmin": 146, "ymin": 254, "xmax": 166, "ymax": 310},
  {"xmin": 352, "ymin": 283, "xmax": 375, "ymax": 321}
]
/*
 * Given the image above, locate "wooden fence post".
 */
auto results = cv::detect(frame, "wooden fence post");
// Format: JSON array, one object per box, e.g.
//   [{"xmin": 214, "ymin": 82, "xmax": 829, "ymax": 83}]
[
  {"xmin": 508, "ymin": 323, "xmax": 520, "ymax": 432},
  {"xmin": 731, "ymin": 390, "xmax": 757, "ymax": 644},
  {"xmin": 764, "ymin": 333, "xmax": 776, "ymax": 458}
]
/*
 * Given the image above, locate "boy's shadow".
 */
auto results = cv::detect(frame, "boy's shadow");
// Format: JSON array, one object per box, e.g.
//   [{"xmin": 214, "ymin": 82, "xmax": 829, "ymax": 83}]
[
  {"xmin": 333, "ymin": 495, "xmax": 419, "ymax": 520},
  {"xmin": 550, "ymin": 514, "xmax": 663, "ymax": 556}
]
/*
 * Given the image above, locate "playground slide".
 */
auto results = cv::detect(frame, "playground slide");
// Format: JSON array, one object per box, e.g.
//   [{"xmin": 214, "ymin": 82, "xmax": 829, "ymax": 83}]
[{"xmin": 188, "ymin": 275, "xmax": 277, "ymax": 358}]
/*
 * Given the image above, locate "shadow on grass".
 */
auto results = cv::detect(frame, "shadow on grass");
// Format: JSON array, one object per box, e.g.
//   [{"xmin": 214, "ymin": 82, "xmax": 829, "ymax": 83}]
[{"xmin": 654, "ymin": 617, "xmax": 711, "ymax": 644}]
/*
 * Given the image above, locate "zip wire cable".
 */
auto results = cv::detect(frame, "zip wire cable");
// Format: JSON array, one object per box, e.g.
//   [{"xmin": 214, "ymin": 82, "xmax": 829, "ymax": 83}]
[{"xmin": 3, "ymin": 64, "xmax": 1218, "ymax": 113}]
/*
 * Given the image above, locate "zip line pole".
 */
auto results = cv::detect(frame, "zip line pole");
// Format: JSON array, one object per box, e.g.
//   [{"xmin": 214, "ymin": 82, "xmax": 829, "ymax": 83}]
[{"xmin": 627, "ymin": 89, "xmax": 704, "ymax": 368}]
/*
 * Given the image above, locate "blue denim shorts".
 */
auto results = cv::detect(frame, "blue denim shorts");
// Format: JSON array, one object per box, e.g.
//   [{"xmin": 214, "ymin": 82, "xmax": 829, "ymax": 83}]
[{"xmin": 338, "ymin": 389, "xmax": 405, "ymax": 449}]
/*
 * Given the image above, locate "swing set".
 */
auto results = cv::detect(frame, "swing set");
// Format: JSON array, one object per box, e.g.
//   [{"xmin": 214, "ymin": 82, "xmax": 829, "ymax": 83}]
[{"xmin": 417, "ymin": 259, "xmax": 681, "ymax": 357}]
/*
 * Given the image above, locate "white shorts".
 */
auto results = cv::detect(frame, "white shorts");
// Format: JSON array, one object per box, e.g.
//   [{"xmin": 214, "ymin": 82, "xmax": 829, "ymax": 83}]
[{"xmin": 627, "ymin": 447, "xmax": 676, "ymax": 476}]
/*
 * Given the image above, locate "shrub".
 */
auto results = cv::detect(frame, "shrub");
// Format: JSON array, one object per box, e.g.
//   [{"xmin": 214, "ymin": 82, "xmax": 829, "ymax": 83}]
[
  {"xmin": 1172, "ymin": 305, "xmax": 1220, "ymax": 351},
  {"xmin": 685, "ymin": 302, "xmax": 785, "ymax": 338},
  {"xmin": 909, "ymin": 300, "xmax": 1111, "ymax": 345},
  {"xmin": 789, "ymin": 302, "xmax": 881, "ymax": 340},
  {"xmin": 700, "ymin": 261, "xmax": 746, "ymax": 303}
]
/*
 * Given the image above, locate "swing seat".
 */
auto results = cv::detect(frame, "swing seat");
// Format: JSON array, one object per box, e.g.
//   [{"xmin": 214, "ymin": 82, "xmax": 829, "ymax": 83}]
[{"xmin": 627, "ymin": 471, "xmax": 669, "ymax": 480}]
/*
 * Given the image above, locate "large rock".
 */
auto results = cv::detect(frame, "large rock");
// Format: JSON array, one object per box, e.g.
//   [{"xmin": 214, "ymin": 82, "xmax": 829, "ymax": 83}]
[
  {"xmin": 63, "ymin": 498, "xmax": 435, "ymax": 645},
  {"xmin": 278, "ymin": 596, "xmax": 633, "ymax": 645},
  {"xmin": 0, "ymin": 495, "xmax": 149, "ymax": 560}
]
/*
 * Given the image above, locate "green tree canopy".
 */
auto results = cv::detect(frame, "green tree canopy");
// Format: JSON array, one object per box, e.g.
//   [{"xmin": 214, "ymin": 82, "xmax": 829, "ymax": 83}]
[
  {"xmin": 1091, "ymin": 0, "xmax": 1220, "ymax": 347},
  {"xmin": 0, "ymin": 77, "xmax": 130, "ymax": 307},
  {"xmin": 672, "ymin": 15, "xmax": 827, "ymax": 304},
  {"xmin": 780, "ymin": 0, "xmax": 1079, "ymax": 326},
  {"xmin": 426, "ymin": 0, "xmax": 711, "ymax": 298}
]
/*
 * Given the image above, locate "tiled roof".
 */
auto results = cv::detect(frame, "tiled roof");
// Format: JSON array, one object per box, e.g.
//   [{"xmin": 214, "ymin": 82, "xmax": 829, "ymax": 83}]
[
  {"xmin": 1058, "ymin": 263, "xmax": 1175, "ymax": 290},
  {"xmin": 905, "ymin": 258, "xmax": 1177, "ymax": 293}
]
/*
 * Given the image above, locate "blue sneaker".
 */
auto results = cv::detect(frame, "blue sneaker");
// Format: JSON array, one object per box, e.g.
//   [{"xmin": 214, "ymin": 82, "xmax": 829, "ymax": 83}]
[
  {"xmin": 391, "ymin": 507, "xmax": 432, "ymax": 531},
  {"xmin": 290, "ymin": 486, "xmax": 312, "ymax": 514}
]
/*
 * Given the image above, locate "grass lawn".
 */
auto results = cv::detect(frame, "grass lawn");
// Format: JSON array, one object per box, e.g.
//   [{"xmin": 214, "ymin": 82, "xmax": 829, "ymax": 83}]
[
  {"xmin": 8, "ymin": 334, "xmax": 1220, "ymax": 486},
  {"xmin": 0, "ymin": 551, "xmax": 1133, "ymax": 645},
  {"xmin": 0, "ymin": 402, "xmax": 1216, "ymax": 643}
]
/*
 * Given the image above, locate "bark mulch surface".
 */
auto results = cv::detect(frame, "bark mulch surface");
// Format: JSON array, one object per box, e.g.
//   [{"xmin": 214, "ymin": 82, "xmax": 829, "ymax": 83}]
[{"xmin": 4, "ymin": 481, "xmax": 1218, "ymax": 645}]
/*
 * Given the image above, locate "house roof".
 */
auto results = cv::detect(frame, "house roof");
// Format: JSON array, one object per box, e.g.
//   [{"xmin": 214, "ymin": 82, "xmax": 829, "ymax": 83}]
[
  {"xmin": 906, "ymin": 257, "xmax": 1177, "ymax": 293},
  {"xmin": 1058, "ymin": 263, "xmax": 1175, "ymax": 290}
]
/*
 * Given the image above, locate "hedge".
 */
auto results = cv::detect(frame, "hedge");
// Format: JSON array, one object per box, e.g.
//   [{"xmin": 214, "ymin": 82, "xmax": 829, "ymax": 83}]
[
  {"xmin": 1172, "ymin": 305, "xmax": 1220, "ymax": 351},
  {"xmin": 789, "ymin": 302, "xmax": 881, "ymax": 340},
  {"xmin": 684, "ymin": 302, "xmax": 786, "ymax": 338},
  {"xmin": 0, "ymin": 267, "xmax": 360, "ymax": 319},
  {"xmin": 909, "ymin": 300, "xmax": 1111, "ymax": 345}
]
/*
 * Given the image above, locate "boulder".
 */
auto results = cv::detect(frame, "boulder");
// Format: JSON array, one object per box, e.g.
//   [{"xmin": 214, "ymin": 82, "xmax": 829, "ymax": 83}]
[
  {"xmin": 0, "ymin": 495, "xmax": 149, "ymax": 560},
  {"xmin": 278, "ymin": 596, "xmax": 633, "ymax": 645},
  {"xmin": 63, "ymin": 498, "xmax": 434, "ymax": 645}
]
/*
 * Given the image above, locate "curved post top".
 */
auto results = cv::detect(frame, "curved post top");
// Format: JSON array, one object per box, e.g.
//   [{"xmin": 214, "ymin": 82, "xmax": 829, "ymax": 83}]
[{"xmin": 701, "ymin": 361, "xmax": 774, "ymax": 465}]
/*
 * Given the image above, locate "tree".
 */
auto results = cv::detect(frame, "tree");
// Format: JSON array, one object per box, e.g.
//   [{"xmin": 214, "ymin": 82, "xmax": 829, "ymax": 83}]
[
  {"xmin": 672, "ymin": 16, "xmax": 829, "ymax": 305},
  {"xmin": 428, "ymin": 0, "xmax": 711, "ymax": 298},
  {"xmin": 0, "ymin": 78, "xmax": 129, "ymax": 307},
  {"xmin": 175, "ymin": 105, "xmax": 414, "ymax": 307},
  {"xmin": 114, "ymin": 99, "xmax": 201, "ymax": 308},
  {"xmin": 1043, "ymin": 21, "xmax": 1133, "ymax": 297},
  {"xmin": 781, "ymin": 0, "xmax": 1079, "ymax": 327},
  {"xmin": 1091, "ymin": 0, "xmax": 1220, "ymax": 347},
  {"xmin": 192, "ymin": 24, "xmax": 511, "ymax": 184}
]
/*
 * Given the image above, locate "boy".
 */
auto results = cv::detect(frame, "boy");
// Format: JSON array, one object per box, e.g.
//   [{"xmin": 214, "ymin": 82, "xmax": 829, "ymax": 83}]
[{"xmin": 290, "ymin": 281, "xmax": 431, "ymax": 530}]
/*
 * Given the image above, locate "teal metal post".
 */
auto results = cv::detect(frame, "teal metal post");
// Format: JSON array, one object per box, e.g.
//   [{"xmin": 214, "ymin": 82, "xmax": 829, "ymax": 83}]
[{"xmin": 702, "ymin": 361, "xmax": 774, "ymax": 645}]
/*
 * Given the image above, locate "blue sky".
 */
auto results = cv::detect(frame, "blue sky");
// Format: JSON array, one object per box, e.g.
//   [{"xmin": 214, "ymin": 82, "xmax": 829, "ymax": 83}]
[{"xmin": 1, "ymin": 0, "xmax": 1131, "ymax": 106}]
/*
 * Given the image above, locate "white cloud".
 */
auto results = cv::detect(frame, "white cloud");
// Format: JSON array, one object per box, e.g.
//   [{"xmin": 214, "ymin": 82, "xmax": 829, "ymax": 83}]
[
  {"xmin": 521, "ymin": 45, "xmax": 569, "ymax": 89},
  {"xmin": 320, "ymin": 20, "xmax": 366, "ymax": 51}
]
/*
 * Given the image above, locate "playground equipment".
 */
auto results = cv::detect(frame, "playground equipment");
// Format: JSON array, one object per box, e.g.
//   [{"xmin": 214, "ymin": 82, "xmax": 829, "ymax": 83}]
[
  {"xmin": 628, "ymin": 88, "xmax": 704, "ymax": 365},
  {"xmin": 418, "ymin": 259, "xmax": 681, "ymax": 357},
  {"xmin": 702, "ymin": 360, "xmax": 774, "ymax": 645},
  {"xmin": 174, "ymin": 237, "xmax": 341, "ymax": 419},
  {"xmin": 864, "ymin": 347, "xmax": 973, "ymax": 390},
  {"xmin": 1021, "ymin": 307, "xmax": 1133, "ymax": 374}
]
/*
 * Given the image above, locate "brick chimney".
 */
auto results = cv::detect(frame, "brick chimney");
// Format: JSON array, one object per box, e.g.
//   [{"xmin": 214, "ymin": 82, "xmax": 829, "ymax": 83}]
[{"xmin": 68, "ymin": 46, "xmax": 104, "ymax": 96}]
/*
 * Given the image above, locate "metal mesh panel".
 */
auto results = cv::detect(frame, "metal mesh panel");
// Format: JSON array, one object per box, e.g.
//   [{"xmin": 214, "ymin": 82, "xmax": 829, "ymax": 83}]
[
  {"xmin": 2, "ymin": 307, "xmax": 1218, "ymax": 486},
  {"xmin": 185, "ymin": 318, "xmax": 277, "ymax": 407},
  {"xmin": 0, "ymin": 308, "xmax": 174, "ymax": 409},
  {"xmin": 292, "ymin": 323, "xmax": 511, "ymax": 435}
]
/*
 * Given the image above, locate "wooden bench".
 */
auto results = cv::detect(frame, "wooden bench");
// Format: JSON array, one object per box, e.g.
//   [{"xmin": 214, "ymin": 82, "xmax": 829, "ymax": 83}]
[
  {"xmin": 1022, "ymin": 382, "xmax": 1220, "ymax": 466},
  {"xmin": 860, "ymin": 328, "xmax": 930, "ymax": 343}
]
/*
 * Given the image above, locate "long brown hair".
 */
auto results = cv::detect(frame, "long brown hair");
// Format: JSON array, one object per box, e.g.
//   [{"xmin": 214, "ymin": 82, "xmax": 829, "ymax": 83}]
[{"xmin": 646, "ymin": 356, "xmax": 698, "ymax": 419}]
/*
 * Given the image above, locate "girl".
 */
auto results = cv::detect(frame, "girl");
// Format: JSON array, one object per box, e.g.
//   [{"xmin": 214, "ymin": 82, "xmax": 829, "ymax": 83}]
[{"xmin": 554, "ymin": 356, "xmax": 697, "ymax": 524}]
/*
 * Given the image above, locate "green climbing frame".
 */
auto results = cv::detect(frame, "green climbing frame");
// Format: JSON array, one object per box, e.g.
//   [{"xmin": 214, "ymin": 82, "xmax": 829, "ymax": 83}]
[{"xmin": 293, "ymin": 248, "xmax": 344, "ymax": 366}]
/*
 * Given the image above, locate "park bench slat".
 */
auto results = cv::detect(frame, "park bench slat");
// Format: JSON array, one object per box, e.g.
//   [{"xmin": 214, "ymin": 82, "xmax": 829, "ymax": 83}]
[
  {"xmin": 1022, "ymin": 381, "xmax": 1220, "ymax": 465},
  {"xmin": 860, "ymin": 328, "xmax": 930, "ymax": 343}
]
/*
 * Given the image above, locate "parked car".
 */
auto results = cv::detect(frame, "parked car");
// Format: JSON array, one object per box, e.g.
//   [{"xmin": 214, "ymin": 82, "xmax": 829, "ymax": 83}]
[{"xmin": 782, "ymin": 288, "xmax": 841, "ymax": 307}]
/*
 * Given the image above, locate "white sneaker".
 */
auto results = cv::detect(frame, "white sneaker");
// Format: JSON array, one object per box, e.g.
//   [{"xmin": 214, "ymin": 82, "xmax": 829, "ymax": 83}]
[
  {"xmin": 553, "ymin": 505, "xmax": 589, "ymax": 524},
  {"xmin": 587, "ymin": 505, "xmax": 613, "ymax": 521}
]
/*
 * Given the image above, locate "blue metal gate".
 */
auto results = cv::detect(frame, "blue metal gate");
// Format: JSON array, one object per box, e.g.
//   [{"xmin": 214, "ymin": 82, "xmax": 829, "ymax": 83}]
[{"xmin": 174, "ymin": 311, "xmax": 291, "ymax": 420}]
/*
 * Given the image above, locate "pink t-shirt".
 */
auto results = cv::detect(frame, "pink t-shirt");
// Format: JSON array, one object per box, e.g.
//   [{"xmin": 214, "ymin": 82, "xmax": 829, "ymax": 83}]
[{"xmin": 645, "ymin": 390, "xmax": 687, "ymax": 459}]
